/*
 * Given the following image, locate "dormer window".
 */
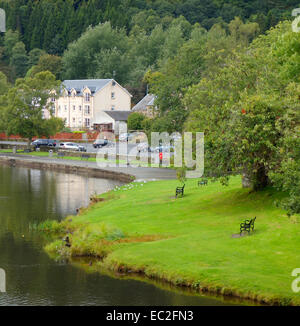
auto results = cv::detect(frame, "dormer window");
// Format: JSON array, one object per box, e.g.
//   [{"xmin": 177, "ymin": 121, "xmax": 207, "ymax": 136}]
[{"xmin": 71, "ymin": 88, "xmax": 76, "ymax": 98}]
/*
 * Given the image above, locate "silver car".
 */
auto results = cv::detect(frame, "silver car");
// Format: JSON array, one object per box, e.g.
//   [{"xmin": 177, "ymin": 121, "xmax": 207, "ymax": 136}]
[{"xmin": 59, "ymin": 142, "xmax": 86, "ymax": 152}]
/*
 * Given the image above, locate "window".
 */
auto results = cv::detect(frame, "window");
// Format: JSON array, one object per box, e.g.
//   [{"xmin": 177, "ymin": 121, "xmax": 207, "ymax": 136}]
[
  {"xmin": 64, "ymin": 105, "xmax": 67, "ymax": 111},
  {"xmin": 73, "ymin": 105, "xmax": 76, "ymax": 111},
  {"xmin": 111, "ymin": 105, "xmax": 115, "ymax": 111},
  {"xmin": 79, "ymin": 105, "xmax": 82, "ymax": 111},
  {"xmin": 58, "ymin": 105, "xmax": 61, "ymax": 112},
  {"xmin": 51, "ymin": 97, "xmax": 55, "ymax": 102},
  {"xmin": 85, "ymin": 118, "xmax": 90, "ymax": 127},
  {"xmin": 84, "ymin": 105, "xmax": 90, "ymax": 115},
  {"xmin": 72, "ymin": 118, "xmax": 76, "ymax": 123},
  {"xmin": 85, "ymin": 92, "xmax": 90, "ymax": 102},
  {"xmin": 111, "ymin": 92, "xmax": 115, "ymax": 99}
]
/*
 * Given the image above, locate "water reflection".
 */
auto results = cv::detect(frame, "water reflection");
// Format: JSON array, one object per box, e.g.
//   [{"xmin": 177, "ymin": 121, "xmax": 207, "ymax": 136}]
[{"xmin": 0, "ymin": 165, "xmax": 237, "ymax": 306}]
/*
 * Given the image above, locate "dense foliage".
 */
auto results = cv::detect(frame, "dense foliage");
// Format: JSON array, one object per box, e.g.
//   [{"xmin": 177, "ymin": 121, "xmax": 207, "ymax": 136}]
[
  {"xmin": 181, "ymin": 22, "xmax": 300, "ymax": 214},
  {"xmin": 1, "ymin": 0, "xmax": 299, "ymax": 54},
  {"xmin": 0, "ymin": 71, "xmax": 64, "ymax": 143},
  {"xmin": 0, "ymin": 0, "xmax": 299, "ymax": 88}
]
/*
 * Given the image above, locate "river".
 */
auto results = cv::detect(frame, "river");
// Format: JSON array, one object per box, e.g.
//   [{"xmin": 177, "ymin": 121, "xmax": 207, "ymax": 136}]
[{"xmin": 0, "ymin": 164, "xmax": 237, "ymax": 306}]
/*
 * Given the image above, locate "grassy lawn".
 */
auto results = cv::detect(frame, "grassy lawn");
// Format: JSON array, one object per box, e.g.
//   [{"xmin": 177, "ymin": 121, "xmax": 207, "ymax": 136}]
[{"xmin": 41, "ymin": 176, "xmax": 300, "ymax": 305}]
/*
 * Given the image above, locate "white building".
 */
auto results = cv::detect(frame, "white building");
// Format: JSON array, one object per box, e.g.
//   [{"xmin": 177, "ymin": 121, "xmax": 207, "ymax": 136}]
[{"xmin": 53, "ymin": 79, "xmax": 132, "ymax": 134}]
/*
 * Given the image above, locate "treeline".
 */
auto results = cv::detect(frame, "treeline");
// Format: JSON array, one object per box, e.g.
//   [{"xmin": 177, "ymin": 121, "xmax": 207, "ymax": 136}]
[
  {"xmin": 2, "ymin": 0, "xmax": 299, "ymax": 54},
  {"xmin": 0, "ymin": 0, "xmax": 299, "ymax": 87}
]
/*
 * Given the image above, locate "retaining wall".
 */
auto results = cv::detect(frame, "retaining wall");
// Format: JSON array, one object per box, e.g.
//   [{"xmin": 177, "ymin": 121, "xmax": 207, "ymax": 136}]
[{"xmin": 0, "ymin": 156, "xmax": 134, "ymax": 183}]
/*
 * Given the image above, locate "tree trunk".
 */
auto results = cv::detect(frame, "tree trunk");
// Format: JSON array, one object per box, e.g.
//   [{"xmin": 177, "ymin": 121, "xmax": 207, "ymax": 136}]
[
  {"xmin": 253, "ymin": 164, "xmax": 269, "ymax": 191},
  {"xmin": 242, "ymin": 165, "xmax": 269, "ymax": 190},
  {"xmin": 242, "ymin": 171, "xmax": 252, "ymax": 188}
]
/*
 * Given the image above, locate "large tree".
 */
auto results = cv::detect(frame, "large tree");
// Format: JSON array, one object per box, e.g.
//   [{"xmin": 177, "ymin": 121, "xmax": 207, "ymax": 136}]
[
  {"xmin": 0, "ymin": 71, "xmax": 64, "ymax": 145},
  {"xmin": 183, "ymin": 21, "xmax": 300, "ymax": 213}
]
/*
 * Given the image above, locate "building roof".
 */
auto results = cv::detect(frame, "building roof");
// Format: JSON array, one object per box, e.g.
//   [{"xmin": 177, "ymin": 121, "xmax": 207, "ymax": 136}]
[
  {"xmin": 132, "ymin": 94, "xmax": 156, "ymax": 112},
  {"xmin": 104, "ymin": 111, "xmax": 132, "ymax": 121},
  {"xmin": 62, "ymin": 79, "xmax": 112, "ymax": 95},
  {"xmin": 62, "ymin": 79, "xmax": 132, "ymax": 97}
]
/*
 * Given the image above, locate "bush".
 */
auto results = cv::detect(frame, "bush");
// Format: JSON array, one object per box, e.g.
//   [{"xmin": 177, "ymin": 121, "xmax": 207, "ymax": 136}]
[{"xmin": 128, "ymin": 112, "xmax": 145, "ymax": 130}]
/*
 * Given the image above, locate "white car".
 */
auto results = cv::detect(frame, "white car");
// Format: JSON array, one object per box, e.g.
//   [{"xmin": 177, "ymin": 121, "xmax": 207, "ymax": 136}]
[
  {"xmin": 119, "ymin": 133, "xmax": 134, "ymax": 142},
  {"xmin": 59, "ymin": 142, "xmax": 86, "ymax": 152},
  {"xmin": 154, "ymin": 145, "xmax": 174, "ymax": 152}
]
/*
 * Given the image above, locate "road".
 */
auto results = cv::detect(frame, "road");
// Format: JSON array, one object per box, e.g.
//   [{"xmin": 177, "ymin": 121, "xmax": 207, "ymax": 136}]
[
  {"xmin": 0, "ymin": 140, "xmax": 174, "ymax": 158},
  {"xmin": 0, "ymin": 152, "xmax": 177, "ymax": 181}
]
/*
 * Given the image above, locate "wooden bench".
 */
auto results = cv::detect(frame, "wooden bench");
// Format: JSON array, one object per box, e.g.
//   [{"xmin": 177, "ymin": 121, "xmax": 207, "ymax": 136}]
[
  {"xmin": 81, "ymin": 153, "xmax": 90, "ymax": 160},
  {"xmin": 175, "ymin": 184, "xmax": 185, "ymax": 198},
  {"xmin": 57, "ymin": 152, "xmax": 65, "ymax": 159},
  {"xmin": 198, "ymin": 179, "xmax": 208, "ymax": 186},
  {"xmin": 240, "ymin": 217, "xmax": 256, "ymax": 235}
]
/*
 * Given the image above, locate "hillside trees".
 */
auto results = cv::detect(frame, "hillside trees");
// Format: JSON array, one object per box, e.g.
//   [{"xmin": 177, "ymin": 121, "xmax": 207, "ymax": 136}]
[
  {"xmin": 146, "ymin": 19, "xmax": 260, "ymax": 132},
  {"xmin": 0, "ymin": 0, "xmax": 298, "ymax": 59},
  {"xmin": 62, "ymin": 22, "xmax": 128, "ymax": 79}
]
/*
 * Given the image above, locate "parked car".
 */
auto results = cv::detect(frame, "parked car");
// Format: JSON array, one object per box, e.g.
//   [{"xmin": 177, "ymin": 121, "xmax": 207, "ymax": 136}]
[
  {"xmin": 119, "ymin": 133, "xmax": 134, "ymax": 142},
  {"xmin": 93, "ymin": 139, "xmax": 108, "ymax": 148},
  {"xmin": 59, "ymin": 142, "xmax": 86, "ymax": 152},
  {"xmin": 154, "ymin": 145, "xmax": 174, "ymax": 153},
  {"xmin": 31, "ymin": 139, "xmax": 56, "ymax": 148}
]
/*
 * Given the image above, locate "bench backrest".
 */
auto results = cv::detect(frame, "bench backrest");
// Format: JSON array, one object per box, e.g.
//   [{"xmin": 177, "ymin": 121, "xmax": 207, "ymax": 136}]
[{"xmin": 250, "ymin": 217, "xmax": 256, "ymax": 225}]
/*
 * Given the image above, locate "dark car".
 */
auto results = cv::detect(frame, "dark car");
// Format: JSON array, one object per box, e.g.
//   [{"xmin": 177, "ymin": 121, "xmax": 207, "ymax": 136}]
[
  {"xmin": 31, "ymin": 139, "xmax": 56, "ymax": 148},
  {"xmin": 93, "ymin": 139, "xmax": 108, "ymax": 148}
]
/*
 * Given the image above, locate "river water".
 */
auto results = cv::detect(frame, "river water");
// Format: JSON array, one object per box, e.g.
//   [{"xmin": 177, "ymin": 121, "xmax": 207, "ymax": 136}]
[{"xmin": 0, "ymin": 164, "xmax": 237, "ymax": 306}]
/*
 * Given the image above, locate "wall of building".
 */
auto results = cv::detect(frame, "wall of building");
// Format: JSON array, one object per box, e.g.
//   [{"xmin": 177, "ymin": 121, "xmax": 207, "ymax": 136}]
[{"xmin": 55, "ymin": 80, "xmax": 131, "ymax": 130}]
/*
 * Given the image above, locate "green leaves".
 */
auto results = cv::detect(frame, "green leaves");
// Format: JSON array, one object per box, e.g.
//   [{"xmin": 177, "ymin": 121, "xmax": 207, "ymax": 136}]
[
  {"xmin": 0, "ymin": 71, "xmax": 63, "ymax": 142},
  {"xmin": 183, "ymin": 20, "xmax": 300, "ymax": 213}
]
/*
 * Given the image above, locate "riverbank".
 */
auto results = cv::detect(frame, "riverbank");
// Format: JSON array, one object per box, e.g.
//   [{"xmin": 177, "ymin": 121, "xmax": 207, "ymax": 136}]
[{"xmin": 40, "ymin": 176, "xmax": 300, "ymax": 306}]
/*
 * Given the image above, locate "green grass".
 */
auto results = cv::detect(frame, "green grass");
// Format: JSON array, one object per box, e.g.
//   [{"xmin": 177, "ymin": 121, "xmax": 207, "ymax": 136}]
[{"xmin": 42, "ymin": 176, "xmax": 300, "ymax": 305}]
